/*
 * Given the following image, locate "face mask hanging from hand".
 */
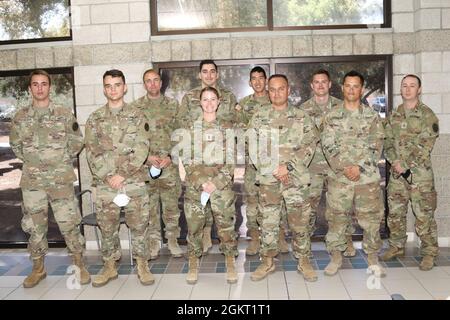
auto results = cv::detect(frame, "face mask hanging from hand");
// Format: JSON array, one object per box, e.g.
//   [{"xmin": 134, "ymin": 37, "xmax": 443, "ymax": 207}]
[
  {"xmin": 149, "ymin": 165, "xmax": 162, "ymax": 179},
  {"xmin": 200, "ymin": 191, "xmax": 210, "ymax": 207},
  {"xmin": 113, "ymin": 187, "xmax": 130, "ymax": 207}
]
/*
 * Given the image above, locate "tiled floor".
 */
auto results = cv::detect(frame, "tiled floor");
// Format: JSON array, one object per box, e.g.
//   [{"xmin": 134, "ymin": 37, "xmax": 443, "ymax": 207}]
[{"xmin": 0, "ymin": 241, "xmax": 449, "ymax": 300}]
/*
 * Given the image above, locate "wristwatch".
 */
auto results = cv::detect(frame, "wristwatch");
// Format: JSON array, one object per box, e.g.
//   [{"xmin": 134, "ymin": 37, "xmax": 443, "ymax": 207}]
[{"xmin": 286, "ymin": 162, "xmax": 294, "ymax": 172}]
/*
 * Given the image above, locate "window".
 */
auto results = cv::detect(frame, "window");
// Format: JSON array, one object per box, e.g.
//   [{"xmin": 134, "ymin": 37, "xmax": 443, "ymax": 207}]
[
  {"xmin": 151, "ymin": 0, "xmax": 391, "ymax": 35},
  {"xmin": 0, "ymin": 0, "xmax": 71, "ymax": 44},
  {"xmin": 0, "ymin": 67, "xmax": 77, "ymax": 245}
]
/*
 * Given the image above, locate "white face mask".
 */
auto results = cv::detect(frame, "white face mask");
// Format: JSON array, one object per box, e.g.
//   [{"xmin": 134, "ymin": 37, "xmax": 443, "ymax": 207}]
[
  {"xmin": 113, "ymin": 191, "xmax": 130, "ymax": 207},
  {"xmin": 200, "ymin": 191, "xmax": 210, "ymax": 207},
  {"xmin": 149, "ymin": 165, "xmax": 162, "ymax": 179}
]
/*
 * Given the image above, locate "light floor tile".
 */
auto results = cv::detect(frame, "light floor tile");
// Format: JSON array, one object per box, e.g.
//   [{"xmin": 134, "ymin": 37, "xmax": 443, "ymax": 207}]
[
  {"xmin": 338, "ymin": 269, "xmax": 371, "ymax": 282},
  {"xmin": 351, "ymin": 294, "xmax": 391, "ymax": 300},
  {"xmin": 76, "ymin": 275, "xmax": 128, "ymax": 300},
  {"xmin": 0, "ymin": 287, "xmax": 16, "ymax": 300},
  {"xmin": 399, "ymin": 292, "xmax": 434, "ymax": 300},
  {"xmin": 5, "ymin": 285, "xmax": 52, "ymax": 300},
  {"xmin": 381, "ymin": 268, "xmax": 415, "ymax": 280},
  {"xmin": 343, "ymin": 280, "xmax": 389, "ymax": 296},
  {"xmin": 436, "ymin": 266, "xmax": 450, "ymax": 276},
  {"xmin": 284, "ymin": 271, "xmax": 309, "ymax": 300},
  {"xmin": 151, "ymin": 274, "xmax": 193, "ymax": 300},
  {"xmin": 230, "ymin": 273, "xmax": 268, "ymax": 300},
  {"xmin": 267, "ymin": 272, "xmax": 288, "ymax": 300},
  {"xmin": 114, "ymin": 274, "xmax": 163, "ymax": 300},
  {"xmin": 381, "ymin": 278, "xmax": 428, "ymax": 295},
  {"xmin": 190, "ymin": 273, "xmax": 231, "ymax": 300},
  {"xmin": 0, "ymin": 276, "xmax": 25, "ymax": 287},
  {"xmin": 417, "ymin": 277, "xmax": 450, "ymax": 292},
  {"xmin": 429, "ymin": 291, "xmax": 450, "ymax": 300},
  {"xmin": 309, "ymin": 293, "xmax": 351, "ymax": 300},
  {"xmin": 40, "ymin": 287, "xmax": 86, "ymax": 300},
  {"xmin": 407, "ymin": 267, "xmax": 450, "ymax": 279}
]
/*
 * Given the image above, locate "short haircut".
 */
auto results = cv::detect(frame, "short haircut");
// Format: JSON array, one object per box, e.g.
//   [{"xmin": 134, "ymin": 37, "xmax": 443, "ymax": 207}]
[
  {"xmin": 200, "ymin": 86, "xmax": 220, "ymax": 100},
  {"xmin": 29, "ymin": 69, "xmax": 51, "ymax": 86},
  {"xmin": 402, "ymin": 74, "xmax": 422, "ymax": 88},
  {"xmin": 250, "ymin": 66, "xmax": 267, "ymax": 80},
  {"xmin": 268, "ymin": 74, "xmax": 289, "ymax": 85},
  {"xmin": 103, "ymin": 69, "xmax": 126, "ymax": 84},
  {"xmin": 343, "ymin": 70, "xmax": 364, "ymax": 87},
  {"xmin": 311, "ymin": 69, "xmax": 330, "ymax": 82},
  {"xmin": 199, "ymin": 59, "xmax": 218, "ymax": 72},
  {"xmin": 142, "ymin": 68, "xmax": 160, "ymax": 82}
]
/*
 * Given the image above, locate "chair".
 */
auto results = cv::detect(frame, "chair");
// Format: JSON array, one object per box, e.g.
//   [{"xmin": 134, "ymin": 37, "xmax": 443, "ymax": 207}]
[{"xmin": 77, "ymin": 189, "xmax": 134, "ymax": 266}]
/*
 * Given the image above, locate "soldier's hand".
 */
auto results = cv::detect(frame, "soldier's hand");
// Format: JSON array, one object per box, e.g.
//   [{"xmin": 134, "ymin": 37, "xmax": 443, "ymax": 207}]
[
  {"xmin": 393, "ymin": 161, "xmax": 404, "ymax": 175},
  {"xmin": 147, "ymin": 155, "xmax": 161, "ymax": 168},
  {"xmin": 159, "ymin": 156, "xmax": 172, "ymax": 169},
  {"xmin": 273, "ymin": 165, "xmax": 289, "ymax": 181},
  {"xmin": 344, "ymin": 166, "xmax": 360, "ymax": 182},
  {"xmin": 202, "ymin": 181, "xmax": 217, "ymax": 194},
  {"xmin": 108, "ymin": 175, "xmax": 125, "ymax": 189}
]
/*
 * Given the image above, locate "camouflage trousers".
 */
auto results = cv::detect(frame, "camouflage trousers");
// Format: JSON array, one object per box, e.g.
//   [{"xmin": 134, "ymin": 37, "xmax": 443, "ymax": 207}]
[
  {"xmin": 21, "ymin": 185, "xmax": 85, "ymax": 259},
  {"xmin": 309, "ymin": 172, "xmax": 355, "ymax": 237},
  {"xmin": 258, "ymin": 182, "xmax": 311, "ymax": 258},
  {"xmin": 326, "ymin": 180, "xmax": 383, "ymax": 254},
  {"xmin": 244, "ymin": 164, "xmax": 259, "ymax": 231},
  {"xmin": 387, "ymin": 177, "xmax": 438, "ymax": 257},
  {"xmin": 144, "ymin": 175, "xmax": 182, "ymax": 244},
  {"xmin": 184, "ymin": 187, "xmax": 238, "ymax": 258},
  {"xmin": 95, "ymin": 182, "xmax": 150, "ymax": 261}
]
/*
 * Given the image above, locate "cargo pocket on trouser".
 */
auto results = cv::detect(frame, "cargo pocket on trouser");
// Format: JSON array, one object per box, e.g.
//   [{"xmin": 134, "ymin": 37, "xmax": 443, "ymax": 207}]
[{"xmin": 49, "ymin": 185, "xmax": 84, "ymax": 254}]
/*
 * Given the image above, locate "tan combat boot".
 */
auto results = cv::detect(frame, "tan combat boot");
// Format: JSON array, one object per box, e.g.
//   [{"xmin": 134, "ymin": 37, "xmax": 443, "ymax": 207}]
[
  {"xmin": 278, "ymin": 227, "xmax": 289, "ymax": 254},
  {"xmin": 419, "ymin": 255, "xmax": 434, "ymax": 271},
  {"xmin": 368, "ymin": 253, "xmax": 386, "ymax": 277},
  {"xmin": 167, "ymin": 236, "xmax": 184, "ymax": 258},
  {"xmin": 343, "ymin": 235, "xmax": 357, "ymax": 257},
  {"xmin": 297, "ymin": 256, "xmax": 318, "ymax": 282},
  {"xmin": 186, "ymin": 255, "xmax": 199, "ymax": 284},
  {"xmin": 225, "ymin": 255, "xmax": 238, "ymax": 284},
  {"xmin": 202, "ymin": 226, "xmax": 212, "ymax": 254},
  {"xmin": 251, "ymin": 256, "xmax": 275, "ymax": 281},
  {"xmin": 23, "ymin": 256, "xmax": 46, "ymax": 288},
  {"xmin": 136, "ymin": 257, "xmax": 155, "ymax": 285},
  {"xmin": 324, "ymin": 251, "xmax": 342, "ymax": 276},
  {"xmin": 148, "ymin": 239, "xmax": 160, "ymax": 260},
  {"xmin": 72, "ymin": 253, "xmax": 91, "ymax": 285},
  {"xmin": 245, "ymin": 229, "xmax": 260, "ymax": 256},
  {"xmin": 92, "ymin": 260, "xmax": 118, "ymax": 287},
  {"xmin": 380, "ymin": 246, "xmax": 405, "ymax": 261}
]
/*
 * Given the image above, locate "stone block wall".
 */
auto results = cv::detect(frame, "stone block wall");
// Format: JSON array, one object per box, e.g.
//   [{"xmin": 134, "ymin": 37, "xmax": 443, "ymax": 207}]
[{"xmin": 1, "ymin": 0, "xmax": 449, "ymax": 244}]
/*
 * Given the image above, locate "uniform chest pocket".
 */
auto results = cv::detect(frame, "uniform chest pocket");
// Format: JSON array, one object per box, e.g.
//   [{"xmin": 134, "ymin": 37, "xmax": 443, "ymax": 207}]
[
  {"xmin": 407, "ymin": 116, "xmax": 422, "ymax": 134},
  {"xmin": 46, "ymin": 121, "xmax": 66, "ymax": 142}
]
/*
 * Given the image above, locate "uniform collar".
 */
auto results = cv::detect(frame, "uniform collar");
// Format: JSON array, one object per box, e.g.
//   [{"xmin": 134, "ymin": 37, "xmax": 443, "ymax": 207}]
[{"xmin": 104, "ymin": 102, "xmax": 127, "ymax": 116}]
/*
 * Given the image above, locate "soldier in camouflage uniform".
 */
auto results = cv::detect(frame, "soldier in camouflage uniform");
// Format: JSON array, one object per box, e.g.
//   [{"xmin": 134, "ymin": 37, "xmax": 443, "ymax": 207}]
[
  {"xmin": 178, "ymin": 60, "xmax": 238, "ymax": 254},
  {"xmin": 179, "ymin": 87, "xmax": 238, "ymax": 284},
  {"xmin": 131, "ymin": 69, "xmax": 183, "ymax": 259},
  {"xmin": 236, "ymin": 66, "xmax": 289, "ymax": 256},
  {"xmin": 248, "ymin": 75, "xmax": 319, "ymax": 282},
  {"xmin": 300, "ymin": 69, "xmax": 356, "ymax": 257},
  {"xmin": 9, "ymin": 69, "xmax": 90, "ymax": 288},
  {"xmin": 382, "ymin": 74, "xmax": 439, "ymax": 271},
  {"xmin": 85, "ymin": 70, "xmax": 153, "ymax": 287},
  {"xmin": 321, "ymin": 71, "xmax": 385, "ymax": 277}
]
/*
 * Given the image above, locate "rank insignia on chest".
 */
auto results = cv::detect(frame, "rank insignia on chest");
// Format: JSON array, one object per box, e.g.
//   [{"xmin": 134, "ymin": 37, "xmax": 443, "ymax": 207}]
[{"xmin": 206, "ymin": 134, "xmax": 215, "ymax": 141}]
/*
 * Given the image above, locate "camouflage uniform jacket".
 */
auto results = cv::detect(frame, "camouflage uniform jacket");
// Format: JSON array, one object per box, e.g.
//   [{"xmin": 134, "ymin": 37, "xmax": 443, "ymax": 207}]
[
  {"xmin": 321, "ymin": 102, "xmax": 384, "ymax": 185},
  {"xmin": 9, "ymin": 102, "xmax": 83, "ymax": 188},
  {"xmin": 301, "ymin": 95, "xmax": 341, "ymax": 173},
  {"xmin": 131, "ymin": 94, "xmax": 180, "ymax": 177},
  {"xmin": 236, "ymin": 93, "xmax": 271, "ymax": 128},
  {"xmin": 85, "ymin": 103, "xmax": 150, "ymax": 184},
  {"xmin": 384, "ymin": 101, "xmax": 439, "ymax": 182},
  {"xmin": 248, "ymin": 103, "xmax": 319, "ymax": 186},
  {"xmin": 182, "ymin": 116, "xmax": 235, "ymax": 191},
  {"xmin": 178, "ymin": 85, "xmax": 238, "ymax": 125}
]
